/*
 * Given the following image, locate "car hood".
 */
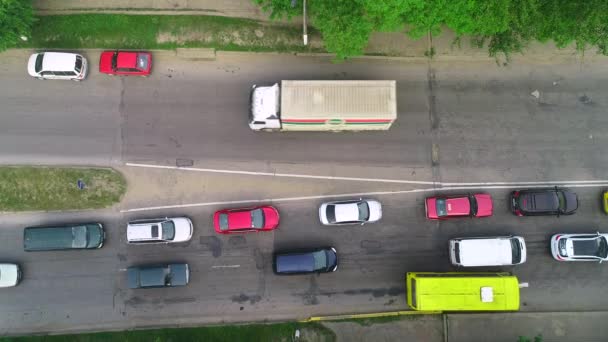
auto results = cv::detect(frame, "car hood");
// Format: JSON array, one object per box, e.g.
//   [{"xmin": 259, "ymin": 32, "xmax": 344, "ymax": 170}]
[
  {"xmin": 262, "ymin": 207, "xmax": 280, "ymax": 229},
  {"xmin": 474, "ymin": 194, "xmax": 493, "ymax": 217},
  {"xmin": 0, "ymin": 264, "xmax": 20, "ymax": 287},
  {"xmin": 27, "ymin": 53, "xmax": 39, "ymax": 76},
  {"xmin": 172, "ymin": 218, "xmax": 193, "ymax": 242},
  {"xmin": 367, "ymin": 200, "xmax": 382, "ymax": 222}
]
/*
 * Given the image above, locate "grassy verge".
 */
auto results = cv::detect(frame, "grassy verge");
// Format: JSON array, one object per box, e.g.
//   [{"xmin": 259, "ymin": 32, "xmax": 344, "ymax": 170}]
[
  {"xmin": 22, "ymin": 14, "xmax": 324, "ymax": 53},
  {"xmin": 0, "ymin": 167, "xmax": 126, "ymax": 211},
  {"xmin": 0, "ymin": 322, "xmax": 335, "ymax": 342}
]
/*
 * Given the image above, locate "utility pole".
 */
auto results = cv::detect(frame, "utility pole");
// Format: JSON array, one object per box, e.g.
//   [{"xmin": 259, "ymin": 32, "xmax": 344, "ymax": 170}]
[
  {"xmin": 292, "ymin": 0, "xmax": 308, "ymax": 46},
  {"xmin": 302, "ymin": 0, "xmax": 308, "ymax": 45}
]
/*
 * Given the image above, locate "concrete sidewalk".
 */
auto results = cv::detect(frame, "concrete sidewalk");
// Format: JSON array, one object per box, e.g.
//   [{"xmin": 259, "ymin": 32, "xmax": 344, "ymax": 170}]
[
  {"xmin": 32, "ymin": 0, "xmax": 272, "ymax": 20},
  {"xmin": 321, "ymin": 312, "xmax": 608, "ymax": 342}
]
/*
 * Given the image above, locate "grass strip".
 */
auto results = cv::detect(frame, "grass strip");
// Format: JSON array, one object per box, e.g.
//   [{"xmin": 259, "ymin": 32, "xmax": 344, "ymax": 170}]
[
  {"xmin": 0, "ymin": 166, "xmax": 126, "ymax": 211},
  {"xmin": 22, "ymin": 14, "xmax": 323, "ymax": 53},
  {"xmin": 0, "ymin": 322, "xmax": 335, "ymax": 342}
]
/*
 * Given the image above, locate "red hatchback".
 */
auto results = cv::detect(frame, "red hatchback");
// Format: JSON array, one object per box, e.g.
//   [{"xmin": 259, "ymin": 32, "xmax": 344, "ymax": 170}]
[
  {"xmin": 99, "ymin": 51, "xmax": 152, "ymax": 76},
  {"xmin": 214, "ymin": 206, "xmax": 279, "ymax": 234},
  {"xmin": 425, "ymin": 194, "xmax": 493, "ymax": 219}
]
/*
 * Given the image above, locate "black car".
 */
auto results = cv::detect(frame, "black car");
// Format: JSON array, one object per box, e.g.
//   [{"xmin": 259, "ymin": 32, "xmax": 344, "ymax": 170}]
[
  {"xmin": 510, "ymin": 188, "xmax": 578, "ymax": 216},
  {"xmin": 273, "ymin": 247, "xmax": 338, "ymax": 275},
  {"xmin": 127, "ymin": 263, "xmax": 189, "ymax": 289},
  {"xmin": 24, "ymin": 223, "xmax": 105, "ymax": 251}
]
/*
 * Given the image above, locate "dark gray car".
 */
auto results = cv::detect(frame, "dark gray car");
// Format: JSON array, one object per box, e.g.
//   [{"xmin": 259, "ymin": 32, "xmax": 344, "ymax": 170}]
[
  {"xmin": 24, "ymin": 223, "xmax": 105, "ymax": 251},
  {"xmin": 127, "ymin": 264, "xmax": 189, "ymax": 289},
  {"xmin": 510, "ymin": 188, "xmax": 578, "ymax": 216},
  {"xmin": 273, "ymin": 247, "xmax": 338, "ymax": 275}
]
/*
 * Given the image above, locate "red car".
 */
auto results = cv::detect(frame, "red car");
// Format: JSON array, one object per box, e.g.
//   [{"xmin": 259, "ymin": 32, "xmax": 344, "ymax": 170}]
[
  {"xmin": 99, "ymin": 51, "xmax": 152, "ymax": 76},
  {"xmin": 425, "ymin": 194, "xmax": 493, "ymax": 219},
  {"xmin": 214, "ymin": 206, "xmax": 279, "ymax": 234}
]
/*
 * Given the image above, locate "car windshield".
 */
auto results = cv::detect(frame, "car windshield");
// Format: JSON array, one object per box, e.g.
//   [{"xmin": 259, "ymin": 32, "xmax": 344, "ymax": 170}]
[
  {"xmin": 219, "ymin": 214, "xmax": 229, "ymax": 231},
  {"xmin": 469, "ymin": 196, "xmax": 478, "ymax": 215},
  {"xmin": 137, "ymin": 53, "xmax": 150, "ymax": 70},
  {"xmin": 556, "ymin": 191, "xmax": 566, "ymax": 211},
  {"xmin": 436, "ymin": 199, "xmax": 448, "ymax": 217},
  {"xmin": 312, "ymin": 250, "xmax": 327, "ymax": 271},
  {"xmin": 510, "ymin": 238, "xmax": 521, "ymax": 263},
  {"xmin": 251, "ymin": 209, "xmax": 265, "ymax": 228},
  {"xmin": 161, "ymin": 221, "xmax": 175, "ymax": 240},
  {"xmin": 111, "ymin": 52, "xmax": 118, "ymax": 70},
  {"xmin": 326, "ymin": 205, "xmax": 336, "ymax": 223},
  {"xmin": 35, "ymin": 54, "xmax": 44, "ymax": 73},
  {"xmin": 75, "ymin": 56, "xmax": 83, "ymax": 73},
  {"xmin": 357, "ymin": 202, "xmax": 370, "ymax": 221},
  {"xmin": 597, "ymin": 237, "xmax": 608, "ymax": 258}
]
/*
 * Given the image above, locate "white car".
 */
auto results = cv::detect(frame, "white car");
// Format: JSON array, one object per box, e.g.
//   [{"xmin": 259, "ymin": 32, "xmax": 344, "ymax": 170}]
[
  {"xmin": 127, "ymin": 217, "xmax": 193, "ymax": 244},
  {"xmin": 551, "ymin": 232, "xmax": 608, "ymax": 262},
  {"xmin": 0, "ymin": 263, "xmax": 21, "ymax": 288},
  {"xmin": 319, "ymin": 199, "xmax": 382, "ymax": 225},
  {"xmin": 27, "ymin": 52, "xmax": 87, "ymax": 80}
]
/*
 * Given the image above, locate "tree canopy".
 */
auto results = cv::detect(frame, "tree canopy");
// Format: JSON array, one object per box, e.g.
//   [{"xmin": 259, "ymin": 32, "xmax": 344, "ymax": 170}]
[
  {"xmin": 254, "ymin": 0, "xmax": 608, "ymax": 59},
  {"xmin": 0, "ymin": 0, "xmax": 35, "ymax": 51}
]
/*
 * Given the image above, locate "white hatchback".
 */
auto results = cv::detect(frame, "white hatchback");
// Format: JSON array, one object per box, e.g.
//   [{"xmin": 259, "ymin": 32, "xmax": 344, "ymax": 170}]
[
  {"xmin": 551, "ymin": 232, "xmax": 608, "ymax": 262},
  {"xmin": 0, "ymin": 263, "xmax": 21, "ymax": 288},
  {"xmin": 319, "ymin": 199, "xmax": 382, "ymax": 225},
  {"xmin": 127, "ymin": 217, "xmax": 193, "ymax": 244},
  {"xmin": 27, "ymin": 52, "xmax": 87, "ymax": 80}
]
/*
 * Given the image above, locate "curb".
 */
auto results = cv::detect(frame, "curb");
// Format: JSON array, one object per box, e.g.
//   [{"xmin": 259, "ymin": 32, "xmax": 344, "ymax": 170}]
[{"xmin": 300, "ymin": 310, "xmax": 442, "ymax": 322}]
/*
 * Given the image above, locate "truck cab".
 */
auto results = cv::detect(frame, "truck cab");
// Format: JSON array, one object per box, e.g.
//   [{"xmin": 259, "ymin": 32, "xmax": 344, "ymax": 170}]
[{"xmin": 249, "ymin": 84, "xmax": 281, "ymax": 131}]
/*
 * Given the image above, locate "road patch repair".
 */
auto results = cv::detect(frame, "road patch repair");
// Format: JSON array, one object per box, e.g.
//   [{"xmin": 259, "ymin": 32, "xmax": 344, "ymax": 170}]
[{"xmin": 0, "ymin": 166, "xmax": 126, "ymax": 211}]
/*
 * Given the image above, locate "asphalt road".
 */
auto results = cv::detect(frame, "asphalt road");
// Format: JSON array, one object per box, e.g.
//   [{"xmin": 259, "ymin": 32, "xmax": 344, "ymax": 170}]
[{"xmin": 1, "ymin": 49, "xmax": 608, "ymax": 335}]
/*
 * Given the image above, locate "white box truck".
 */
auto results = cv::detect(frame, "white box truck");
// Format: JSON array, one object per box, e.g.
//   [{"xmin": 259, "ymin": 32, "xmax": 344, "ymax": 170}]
[{"xmin": 249, "ymin": 80, "xmax": 397, "ymax": 131}]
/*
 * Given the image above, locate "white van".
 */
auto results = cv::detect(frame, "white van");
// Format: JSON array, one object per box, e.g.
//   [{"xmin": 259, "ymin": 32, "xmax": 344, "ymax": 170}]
[
  {"xmin": 449, "ymin": 236, "xmax": 526, "ymax": 267},
  {"xmin": 27, "ymin": 52, "xmax": 87, "ymax": 81}
]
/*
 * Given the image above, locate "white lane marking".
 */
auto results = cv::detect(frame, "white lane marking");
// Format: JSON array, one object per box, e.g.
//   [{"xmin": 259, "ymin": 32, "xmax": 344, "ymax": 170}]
[
  {"xmin": 126, "ymin": 162, "xmax": 608, "ymax": 186},
  {"xmin": 121, "ymin": 182, "xmax": 608, "ymax": 213},
  {"xmin": 211, "ymin": 265, "xmax": 241, "ymax": 269},
  {"xmin": 125, "ymin": 162, "xmax": 437, "ymax": 185},
  {"xmin": 120, "ymin": 189, "xmax": 430, "ymax": 213}
]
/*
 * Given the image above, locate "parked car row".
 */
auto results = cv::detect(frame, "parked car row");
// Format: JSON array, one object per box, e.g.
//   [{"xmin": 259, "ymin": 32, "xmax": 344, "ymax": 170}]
[
  {"xmin": 27, "ymin": 51, "xmax": 152, "ymax": 81},
  {"xmin": 2, "ymin": 187, "xmax": 605, "ymax": 289}
]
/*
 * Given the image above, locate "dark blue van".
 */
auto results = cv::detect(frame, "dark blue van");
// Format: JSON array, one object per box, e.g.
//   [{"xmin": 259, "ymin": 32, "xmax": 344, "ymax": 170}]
[{"xmin": 273, "ymin": 247, "xmax": 337, "ymax": 275}]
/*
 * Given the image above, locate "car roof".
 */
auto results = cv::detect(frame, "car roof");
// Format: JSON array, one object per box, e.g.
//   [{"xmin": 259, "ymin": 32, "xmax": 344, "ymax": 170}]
[
  {"xmin": 127, "ymin": 222, "xmax": 161, "ymax": 241},
  {"xmin": 445, "ymin": 197, "xmax": 471, "ymax": 215},
  {"xmin": 571, "ymin": 236, "xmax": 605, "ymax": 256},
  {"xmin": 333, "ymin": 203, "xmax": 359, "ymax": 222},
  {"xmin": 276, "ymin": 253, "xmax": 315, "ymax": 273},
  {"xmin": 41, "ymin": 52, "xmax": 78, "ymax": 72},
  {"xmin": 457, "ymin": 238, "xmax": 514, "ymax": 266},
  {"xmin": 521, "ymin": 191, "xmax": 557, "ymax": 211},
  {"xmin": 227, "ymin": 210, "xmax": 252, "ymax": 229},
  {"xmin": 139, "ymin": 266, "xmax": 168, "ymax": 287},
  {"xmin": 116, "ymin": 52, "xmax": 138, "ymax": 68}
]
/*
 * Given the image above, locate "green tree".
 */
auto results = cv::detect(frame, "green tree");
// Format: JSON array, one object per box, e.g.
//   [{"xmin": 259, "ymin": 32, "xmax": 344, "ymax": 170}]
[
  {"xmin": 0, "ymin": 0, "xmax": 35, "ymax": 51},
  {"xmin": 253, "ymin": 0, "xmax": 608, "ymax": 59}
]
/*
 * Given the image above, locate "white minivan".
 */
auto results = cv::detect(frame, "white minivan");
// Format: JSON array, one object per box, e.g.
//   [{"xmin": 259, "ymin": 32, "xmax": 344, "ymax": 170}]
[
  {"xmin": 27, "ymin": 52, "xmax": 87, "ymax": 80},
  {"xmin": 449, "ymin": 236, "xmax": 527, "ymax": 267}
]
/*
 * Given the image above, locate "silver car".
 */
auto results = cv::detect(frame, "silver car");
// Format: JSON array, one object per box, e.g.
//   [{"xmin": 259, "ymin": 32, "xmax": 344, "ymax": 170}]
[
  {"xmin": 319, "ymin": 199, "xmax": 382, "ymax": 225},
  {"xmin": 0, "ymin": 263, "xmax": 21, "ymax": 288},
  {"xmin": 127, "ymin": 217, "xmax": 193, "ymax": 244}
]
